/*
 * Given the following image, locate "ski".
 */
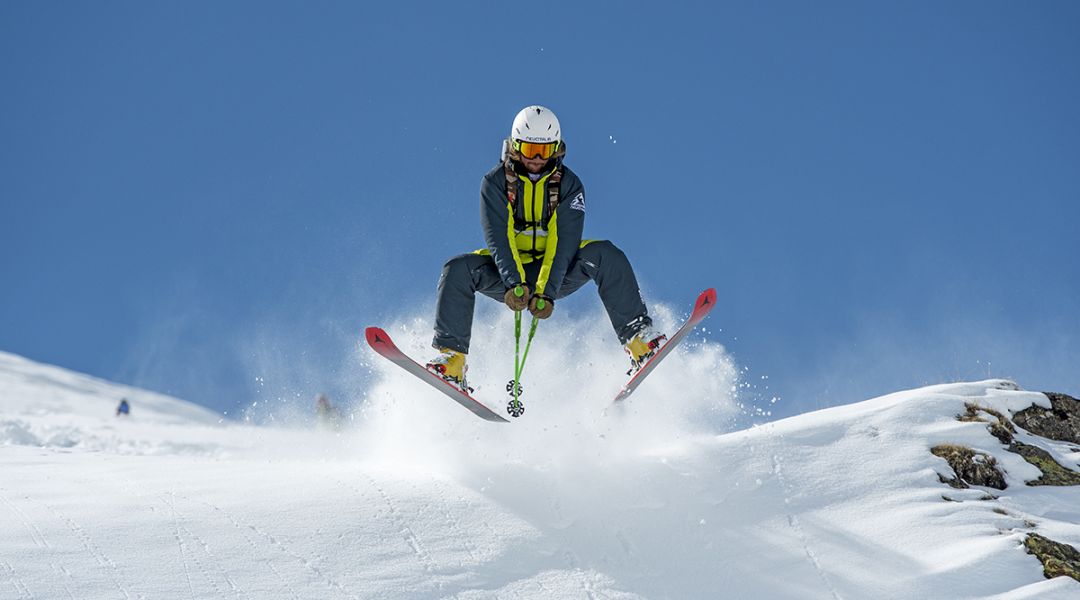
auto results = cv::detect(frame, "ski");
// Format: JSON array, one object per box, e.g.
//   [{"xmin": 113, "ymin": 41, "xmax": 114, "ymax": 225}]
[
  {"xmin": 613, "ymin": 288, "xmax": 717, "ymax": 403},
  {"xmin": 364, "ymin": 327, "xmax": 509, "ymax": 423}
]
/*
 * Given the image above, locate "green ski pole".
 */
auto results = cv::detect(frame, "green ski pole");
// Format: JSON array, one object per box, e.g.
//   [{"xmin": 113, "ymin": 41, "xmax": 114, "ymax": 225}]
[
  {"xmin": 507, "ymin": 287, "xmax": 541, "ymax": 418},
  {"xmin": 518, "ymin": 312, "xmax": 541, "ymax": 379}
]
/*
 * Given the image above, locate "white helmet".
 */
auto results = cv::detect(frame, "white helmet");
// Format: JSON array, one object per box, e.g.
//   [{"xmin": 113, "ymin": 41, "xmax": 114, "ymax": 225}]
[{"xmin": 510, "ymin": 105, "xmax": 561, "ymax": 143}]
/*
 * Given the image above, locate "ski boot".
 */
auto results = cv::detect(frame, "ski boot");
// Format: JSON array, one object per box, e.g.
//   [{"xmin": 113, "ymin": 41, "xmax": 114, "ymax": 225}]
[
  {"xmin": 426, "ymin": 347, "xmax": 472, "ymax": 392},
  {"xmin": 624, "ymin": 324, "xmax": 667, "ymax": 374}
]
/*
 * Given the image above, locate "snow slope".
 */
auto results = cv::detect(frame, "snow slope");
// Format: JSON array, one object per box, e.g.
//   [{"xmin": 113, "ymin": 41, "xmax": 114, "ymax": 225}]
[
  {"xmin": 0, "ymin": 351, "xmax": 225, "ymax": 454},
  {"xmin": 2, "ymin": 335, "xmax": 1079, "ymax": 598}
]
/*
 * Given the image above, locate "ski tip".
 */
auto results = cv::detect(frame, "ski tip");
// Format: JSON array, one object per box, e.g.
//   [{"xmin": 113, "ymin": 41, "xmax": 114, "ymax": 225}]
[
  {"xmin": 696, "ymin": 288, "xmax": 717, "ymax": 312},
  {"xmin": 364, "ymin": 327, "xmax": 390, "ymax": 347}
]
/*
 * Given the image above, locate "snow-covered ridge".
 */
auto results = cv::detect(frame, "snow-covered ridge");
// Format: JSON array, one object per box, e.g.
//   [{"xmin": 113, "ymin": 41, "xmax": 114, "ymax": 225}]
[
  {"xmin": 0, "ymin": 350, "xmax": 228, "ymax": 454},
  {"xmin": 0, "ymin": 350, "xmax": 221, "ymax": 424},
  {"xmin": 1, "ymin": 350, "xmax": 1079, "ymax": 598}
]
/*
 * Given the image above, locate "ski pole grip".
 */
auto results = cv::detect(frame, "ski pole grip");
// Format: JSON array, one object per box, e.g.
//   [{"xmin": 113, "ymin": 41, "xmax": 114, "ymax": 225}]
[
  {"xmin": 536, "ymin": 298, "xmax": 546, "ymax": 310},
  {"xmin": 514, "ymin": 285, "xmax": 525, "ymax": 298}
]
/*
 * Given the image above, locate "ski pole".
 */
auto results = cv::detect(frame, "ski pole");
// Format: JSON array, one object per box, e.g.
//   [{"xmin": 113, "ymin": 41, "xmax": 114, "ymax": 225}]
[
  {"xmin": 514, "ymin": 308, "xmax": 522, "ymax": 387},
  {"xmin": 512, "ymin": 284, "xmax": 525, "ymax": 385},
  {"xmin": 507, "ymin": 288, "xmax": 541, "ymax": 417},
  {"xmin": 518, "ymin": 308, "xmax": 541, "ymax": 378}
]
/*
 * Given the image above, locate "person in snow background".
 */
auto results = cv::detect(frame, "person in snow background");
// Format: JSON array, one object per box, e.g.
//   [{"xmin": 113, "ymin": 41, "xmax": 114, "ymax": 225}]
[
  {"xmin": 116, "ymin": 398, "xmax": 130, "ymax": 417},
  {"xmin": 315, "ymin": 394, "xmax": 343, "ymax": 430},
  {"xmin": 426, "ymin": 105, "xmax": 666, "ymax": 390}
]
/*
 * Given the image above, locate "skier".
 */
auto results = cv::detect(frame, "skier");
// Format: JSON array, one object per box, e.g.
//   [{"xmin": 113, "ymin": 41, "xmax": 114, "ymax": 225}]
[
  {"xmin": 426, "ymin": 105, "xmax": 665, "ymax": 390},
  {"xmin": 116, "ymin": 398, "xmax": 130, "ymax": 417},
  {"xmin": 315, "ymin": 394, "xmax": 343, "ymax": 430}
]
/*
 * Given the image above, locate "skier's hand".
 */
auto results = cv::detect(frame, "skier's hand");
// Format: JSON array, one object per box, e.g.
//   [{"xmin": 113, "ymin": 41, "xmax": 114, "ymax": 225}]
[
  {"xmin": 529, "ymin": 295, "xmax": 554, "ymax": 319},
  {"xmin": 504, "ymin": 284, "xmax": 531, "ymax": 312}
]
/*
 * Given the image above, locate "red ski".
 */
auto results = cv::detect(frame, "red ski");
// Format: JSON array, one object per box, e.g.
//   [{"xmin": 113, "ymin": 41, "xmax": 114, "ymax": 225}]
[
  {"xmin": 364, "ymin": 327, "xmax": 508, "ymax": 423},
  {"xmin": 614, "ymin": 288, "xmax": 717, "ymax": 403}
]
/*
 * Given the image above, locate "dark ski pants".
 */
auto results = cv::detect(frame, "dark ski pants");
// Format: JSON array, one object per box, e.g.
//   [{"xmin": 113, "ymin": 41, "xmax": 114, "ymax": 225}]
[{"xmin": 433, "ymin": 240, "xmax": 651, "ymax": 354}]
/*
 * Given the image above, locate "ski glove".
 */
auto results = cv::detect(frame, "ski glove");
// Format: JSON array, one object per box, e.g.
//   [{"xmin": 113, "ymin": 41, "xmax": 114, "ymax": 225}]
[
  {"xmin": 504, "ymin": 284, "xmax": 531, "ymax": 312},
  {"xmin": 529, "ymin": 295, "xmax": 554, "ymax": 319}
]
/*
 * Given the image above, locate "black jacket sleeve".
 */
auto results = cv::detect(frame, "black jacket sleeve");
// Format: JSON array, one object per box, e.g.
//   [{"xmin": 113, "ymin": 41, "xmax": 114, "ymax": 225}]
[{"xmin": 480, "ymin": 167, "xmax": 526, "ymax": 288}]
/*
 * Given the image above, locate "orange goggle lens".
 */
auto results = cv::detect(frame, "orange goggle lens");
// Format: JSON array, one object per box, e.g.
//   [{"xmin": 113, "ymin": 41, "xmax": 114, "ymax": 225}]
[{"xmin": 514, "ymin": 140, "xmax": 560, "ymax": 160}]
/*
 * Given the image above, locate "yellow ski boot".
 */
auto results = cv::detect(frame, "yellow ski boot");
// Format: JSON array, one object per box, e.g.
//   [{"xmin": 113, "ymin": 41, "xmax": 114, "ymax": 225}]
[
  {"xmin": 624, "ymin": 325, "xmax": 667, "ymax": 373},
  {"xmin": 425, "ymin": 347, "xmax": 470, "ymax": 391}
]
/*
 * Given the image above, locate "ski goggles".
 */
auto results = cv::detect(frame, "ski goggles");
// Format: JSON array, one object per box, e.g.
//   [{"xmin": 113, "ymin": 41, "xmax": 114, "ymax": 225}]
[{"xmin": 513, "ymin": 139, "xmax": 561, "ymax": 160}]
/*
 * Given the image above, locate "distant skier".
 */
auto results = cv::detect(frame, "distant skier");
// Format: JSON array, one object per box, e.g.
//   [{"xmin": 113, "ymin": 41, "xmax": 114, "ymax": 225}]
[
  {"xmin": 116, "ymin": 398, "xmax": 130, "ymax": 417},
  {"xmin": 315, "ymin": 394, "xmax": 342, "ymax": 430},
  {"xmin": 426, "ymin": 105, "xmax": 665, "ymax": 390}
]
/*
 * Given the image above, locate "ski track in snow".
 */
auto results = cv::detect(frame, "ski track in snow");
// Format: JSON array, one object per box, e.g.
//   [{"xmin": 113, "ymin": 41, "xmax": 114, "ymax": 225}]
[
  {"xmin": 359, "ymin": 472, "xmax": 443, "ymax": 579},
  {"xmin": 424, "ymin": 474, "xmax": 485, "ymax": 570},
  {"xmin": 0, "ymin": 489, "xmax": 52, "ymax": 551},
  {"xmin": 101, "ymin": 460, "xmax": 312, "ymax": 600},
  {"xmin": 0, "ymin": 489, "xmax": 77, "ymax": 600},
  {"xmin": 766, "ymin": 426, "xmax": 844, "ymax": 600},
  {"xmin": 188, "ymin": 493, "xmax": 359, "ymax": 600},
  {"xmin": 1, "ymin": 557, "xmax": 33, "ymax": 600},
  {"xmin": 47, "ymin": 503, "xmax": 137, "ymax": 600},
  {"xmin": 162, "ymin": 492, "xmax": 247, "ymax": 600},
  {"xmin": 4, "ymin": 464, "xmax": 140, "ymax": 600},
  {"xmin": 185, "ymin": 495, "xmax": 306, "ymax": 600},
  {"xmin": 171, "ymin": 509, "xmax": 198, "ymax": 600}
]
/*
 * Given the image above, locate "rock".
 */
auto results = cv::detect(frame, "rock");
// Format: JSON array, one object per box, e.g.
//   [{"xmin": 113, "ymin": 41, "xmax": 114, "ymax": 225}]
[
  {"xmin": 957, "ymin": 403, "xmax": 1015, "ymax": 445},
  {"xmin": 931, "ymin": 444, "xmax": 1007, "ymax": 490},
  {"xmin": 1008, "ymin": 442, "xmax": 1080, "ymax": 486},
  {"xmin": 1013, "ymin": 393, "xmax": 1080, "ymax": 445},
  {"xmin": 1025, "ymin": 534, "xmax": 1080, "ymax": 582}
]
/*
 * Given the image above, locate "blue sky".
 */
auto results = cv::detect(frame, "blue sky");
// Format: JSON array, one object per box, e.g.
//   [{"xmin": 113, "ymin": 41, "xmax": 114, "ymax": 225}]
[{"xmin": 2, "ymin": 1, "xmax": 1078, "ymax": 419}]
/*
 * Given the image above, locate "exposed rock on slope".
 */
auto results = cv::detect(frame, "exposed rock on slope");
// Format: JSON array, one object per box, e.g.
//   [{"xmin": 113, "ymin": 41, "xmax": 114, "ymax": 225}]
[
  {"xmin": 931, "ymin": 443, "xmax": 1007, "ymax": 489},
  {"xmin": 959, "ymin": 402, "xmax": 1016, "ymax": 444},
  {"xmin": 1014, "ymin": 392, "xmax": 1080, "ymax": 445},
  {"xmin": 1009, "ymin": 441, "xmax": 1080, "ymax": 486},
  {"xmin": 949, "ymin": 392, "xmax": 1080, "ymax": 487},
  {"xmin": 1026, "ymin": 534, "xmax": 1080, "ymax": 583},
  {"xmin": 939, "ymin": 389, "xmax": 1080, "ymax": 585}
]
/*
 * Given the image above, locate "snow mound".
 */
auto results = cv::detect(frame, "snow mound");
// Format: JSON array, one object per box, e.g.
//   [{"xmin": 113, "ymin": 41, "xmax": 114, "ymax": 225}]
[{"xmin": 2, "ymin": 348, "xmax": 1079, "ymax": 599}]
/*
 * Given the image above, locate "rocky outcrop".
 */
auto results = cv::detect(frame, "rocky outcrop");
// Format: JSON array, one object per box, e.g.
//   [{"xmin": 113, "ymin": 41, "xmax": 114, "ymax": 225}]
[
  {"xmin": 1008, "ymin": 442, "xmax": 1080, "ymax": 486},
  {"xmin": 931, "ymin": 444, "xmax": 1007, "ymax": 489},
  {"xmin": 958, "ymin": 403, "xmax": 1015, "ymax": 445},
  {"xmin": 938, "ymin": 391, "xmax": 1080, "ymax": 583},
  {"xmin": 1025, "ymin": 534, "xmax": 1080, "ymax": 582},
  {"xmin": 1013, "ymin": 393, "xmax": 1080, "ymax": 445},
  {"xmin": 948, "ymin": 394, "xmax": 1080, "ymax": 488}
]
